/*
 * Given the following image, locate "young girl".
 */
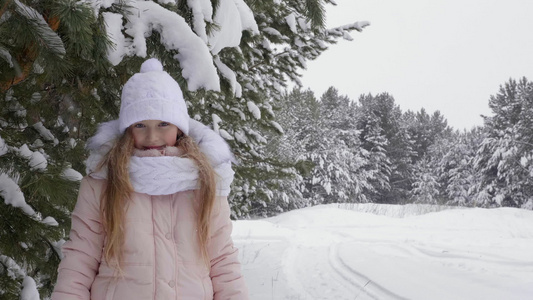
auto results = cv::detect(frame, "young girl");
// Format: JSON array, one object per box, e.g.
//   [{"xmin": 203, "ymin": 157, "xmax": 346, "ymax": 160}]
[{"xmin": 52, "ymin": 59, "xmax": 249, "ymax": 299}]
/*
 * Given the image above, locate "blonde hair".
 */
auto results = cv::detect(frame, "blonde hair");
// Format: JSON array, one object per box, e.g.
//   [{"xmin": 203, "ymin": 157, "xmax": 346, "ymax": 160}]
[{"xmin": 98, "ymin": 128, "xmax": 216, "ymax": 271}]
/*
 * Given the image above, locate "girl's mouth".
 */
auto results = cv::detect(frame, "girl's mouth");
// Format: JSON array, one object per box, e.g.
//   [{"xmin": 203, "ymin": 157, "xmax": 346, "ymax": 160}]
[{"xmin": 144, "ymin": 146, "xmax": 164, "ymax": 150}]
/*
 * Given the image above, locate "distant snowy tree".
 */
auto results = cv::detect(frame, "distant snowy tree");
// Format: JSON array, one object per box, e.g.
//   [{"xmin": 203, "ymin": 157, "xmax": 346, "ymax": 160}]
[
  {"xmin": 354, "ymin": 106, "xmax": 391, "ymax": 202},
  {"xmin": 403, "ymin": 108, "xmax": 452, "ymax": 205},
  {"xmin": 268, "ymin": 88, "xmax": 374, "ymax": 209},
  {"xmin": 404, "ymin": 108, "xmax": 452, "ymax": 160},
  {"xmin": 276, "ymin": 88, "xmax": 326, "ymax": 205},
  {"xmin": 410, "ymin": 157, "xmax": 440, "ymax": 204},
  {"xmin": 415, "ymin": 128, "xmax": 481, "ymax": 207}
]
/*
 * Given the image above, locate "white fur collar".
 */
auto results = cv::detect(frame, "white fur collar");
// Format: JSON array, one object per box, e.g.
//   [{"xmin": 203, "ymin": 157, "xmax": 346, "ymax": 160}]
[{"xmin": 85, "ymin": 119, "xmax": 235, "ymax": 196}]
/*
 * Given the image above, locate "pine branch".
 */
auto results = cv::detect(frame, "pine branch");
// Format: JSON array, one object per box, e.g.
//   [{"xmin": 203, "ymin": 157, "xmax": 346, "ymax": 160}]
[
  {"xmin": 0, "ymin": 0, "xmax": 12, "ymax": 19},
  {"xmin": 305, "ymin": 0, "xmax": 326, "ymax": 29},
  {"xmin": 248, "ymin": 50, "xmax": 290, "ymax": 70},
  {"xmin": 13, "ymin": 0, "xmax": 65, "ymax": 57}
]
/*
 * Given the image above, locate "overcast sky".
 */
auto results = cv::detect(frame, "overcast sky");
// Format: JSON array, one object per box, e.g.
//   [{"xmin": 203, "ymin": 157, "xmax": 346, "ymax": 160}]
[{"xmin": 300, "ymin": 0, "xmax": 533, "ymax": 130}]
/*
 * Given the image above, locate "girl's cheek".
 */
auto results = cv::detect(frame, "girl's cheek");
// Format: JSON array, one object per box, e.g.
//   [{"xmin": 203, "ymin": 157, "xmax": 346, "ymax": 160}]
[{"xmin": 132, "ymin": 132, "xmax": 144, "ymax": 147}]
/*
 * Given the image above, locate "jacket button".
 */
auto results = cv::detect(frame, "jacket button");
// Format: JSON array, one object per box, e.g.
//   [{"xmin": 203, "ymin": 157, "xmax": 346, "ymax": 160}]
[
  {"xmin": 169, "ymin": 280, "xmax": 175, "ymax": 287},
  {"xmin": 165, "ymin": 233, "xmax": 171, "ymax": 240}
]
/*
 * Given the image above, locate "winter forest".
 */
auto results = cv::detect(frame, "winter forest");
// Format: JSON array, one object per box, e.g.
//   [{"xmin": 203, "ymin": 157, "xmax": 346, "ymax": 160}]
[{"xmin": 1, "ymin": 0, "xmax": 532, "ymax": 298}]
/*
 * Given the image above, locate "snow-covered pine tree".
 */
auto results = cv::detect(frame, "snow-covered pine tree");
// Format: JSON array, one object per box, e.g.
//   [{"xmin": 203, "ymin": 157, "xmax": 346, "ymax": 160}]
[
  {"xmin": 315, "ymin": 87, "xmax": 372, "ymax": 203},
  {"xmin": 404, "ymin": 108, "xmax": 453, "ymax": 204},
  {"xmin": 356, "ymin": 93, "xmax": 413, "ymax": 203},
  {"xmin": 443, "ymin": 129, "xmax": 484, "ymax": 206},
  {"xmin": 472, "ymin": 129, "xmax": 500, "ymax": 207},
  {"xmin": 514, "ymin": 78, "xmax": 533, "ymax": 209},
  {"xmin": 255, "ymin": 88, "xmax": 318, "ymax": 215},
  {"xmin": 0, "ymin": 0, "xmax": 113, "ymax": 298},
  {"xmin": 474, "ymin": 78, "xmax": 533, "ymax": 208}
]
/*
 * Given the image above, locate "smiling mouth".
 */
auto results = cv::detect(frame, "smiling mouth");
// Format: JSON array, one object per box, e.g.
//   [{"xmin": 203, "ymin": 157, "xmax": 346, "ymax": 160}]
[{"xmin": 144, "ymin": 146, "xmax": 165, "ymax": 150}]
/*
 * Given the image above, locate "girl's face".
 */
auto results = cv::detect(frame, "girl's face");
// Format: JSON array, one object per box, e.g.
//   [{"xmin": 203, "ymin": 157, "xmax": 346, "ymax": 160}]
[{"xmin": 130, "ymin": 120, "xmax": 181, "ymax": 150}]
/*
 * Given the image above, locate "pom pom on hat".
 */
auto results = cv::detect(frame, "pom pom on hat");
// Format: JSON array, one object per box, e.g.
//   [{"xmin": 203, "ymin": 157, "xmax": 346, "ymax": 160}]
[
  {"xmin": 140, "ymin": 58, "xmax": 163, "ymax": 73},
  {"xmin": 119, "ymin": 58, "xmax": 189, "ymax": 134}
]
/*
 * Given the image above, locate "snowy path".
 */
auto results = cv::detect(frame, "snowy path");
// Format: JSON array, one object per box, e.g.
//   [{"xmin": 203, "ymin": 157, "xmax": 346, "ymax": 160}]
[{"xmin": 232, "ymin": 204, "xmax": 533, "ymax": 300}]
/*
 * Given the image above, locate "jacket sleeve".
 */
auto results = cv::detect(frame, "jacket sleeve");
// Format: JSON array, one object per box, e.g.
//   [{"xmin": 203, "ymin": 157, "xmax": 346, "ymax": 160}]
[
  {"xmin": 52, "ymin": 177, "xmax": 105, "ymax": 300},
  {"xmin": 208, "ymin": 196, "xmax": 249, "ymax": 300}
]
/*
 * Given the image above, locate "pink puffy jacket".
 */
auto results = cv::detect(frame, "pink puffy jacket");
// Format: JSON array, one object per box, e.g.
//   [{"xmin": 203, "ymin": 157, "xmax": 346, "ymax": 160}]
[{"xmin": 52, "ymin": 176, "xmax": 248, "ymax": 300}]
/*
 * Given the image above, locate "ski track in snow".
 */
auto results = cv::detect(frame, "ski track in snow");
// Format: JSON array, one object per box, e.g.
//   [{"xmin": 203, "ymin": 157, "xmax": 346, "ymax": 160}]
[
  {"xmin": 329, "ymin": 243, "xmax": 408, "ymax": 300},
  {"xmin": 233, "ymin": 204, "xmax": 533, "ymax": 300},
  {"xmin": 282, "ymin": 244, "xmax": 315, "ymax": 299},
  {"xmin": 235, "ymin": 215, "xmax": 409, "ymax": 299}
]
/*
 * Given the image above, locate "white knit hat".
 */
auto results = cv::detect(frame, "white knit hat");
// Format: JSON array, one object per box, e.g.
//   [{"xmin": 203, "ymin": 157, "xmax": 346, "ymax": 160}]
[{"xmin": 119, "ymin": 58, "xmax": 189, "ymax": 134}]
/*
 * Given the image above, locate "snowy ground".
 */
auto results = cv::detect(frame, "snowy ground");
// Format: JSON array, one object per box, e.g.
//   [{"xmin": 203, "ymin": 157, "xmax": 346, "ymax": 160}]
[{"xmin": 232, "ymin": 204, "xmax": 533, "ymax": 300}]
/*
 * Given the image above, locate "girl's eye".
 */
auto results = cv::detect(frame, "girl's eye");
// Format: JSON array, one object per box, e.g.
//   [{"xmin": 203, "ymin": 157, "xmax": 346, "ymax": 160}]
[
  {"xmin": 134, "ymin": 123, "xmax": 145, "ymax": 128},
  {"xmin": 159, "ymin": 122, "xmax": 169, "ymax": 127}
]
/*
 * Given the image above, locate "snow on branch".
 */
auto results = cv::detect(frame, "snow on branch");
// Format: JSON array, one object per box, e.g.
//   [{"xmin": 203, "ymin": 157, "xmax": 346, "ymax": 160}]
[
  {"xmin": 214, "ymin": 57, "xmax": 242, "ymax": 97},
  {"xmin": 33, "ymin": 122, "xmax": 58, "ymax": 145},
  {"xmin": 187, "ymin": 0, "xmax": 213, "ymax": 43},
  {"xmin": 327, "ymin": 21, "xmax": 371, "ymax": 36},
  {"xmin": 109, "ymin": 1, "xmax": 220, "ymax": 91},
  {"xmin": 0, "ymin": 46, "xmax": 13, "ymax": 68},
  {"xmin": 14, "ymin": 144, "xmax": 48, "ymax": 171},
  {"xmin": 0, "ymin": 255, "xmax": 25, "ymax": 280},
  {"xmin": 0, "ymin": 173, "xmax": 36, "ymax": 216},
  {"xmin": 285, "ymin": 13, "xmax": 297, "ymax": 34},
  {"xmin": 0, "ymin": 135, "xmax": 7, "ymax": 156},
  {"xmin": 270, "ymin": 121, "xmax": 284, "ymax": 134},
  {"xmin": 61, "ymin": 167, "xmax": 83, "ymax": 181},
  {"xmin": 129, "ymin": 1, "xmax": 220, "ymax": 90},
  {"xmin": 102, "ymin": 12, "xmax": 128, "ymax": 66},
  {"xmin": 0, "ymin": 254, "xmax": 40, "ymax": 300},
  {"xmin": 102, "ymin": 0, "xmax": 260, "ymax": 92},
  {"xmin": 209, "ymin": 0, "xmax": 259, "ymax": 55},
  {"xmin": 247, "ymin": 101, "xmax": 261, "ymax": 119},
  {"xmin": 20, "ymin": 276, "xmax": 40, "ymax": 300}
]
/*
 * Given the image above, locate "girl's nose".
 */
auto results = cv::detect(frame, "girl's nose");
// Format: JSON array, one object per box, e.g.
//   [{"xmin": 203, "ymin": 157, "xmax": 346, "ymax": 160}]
[{"xmin": 147, "ymin": 128, "xmax": 158, "ymax": 143}]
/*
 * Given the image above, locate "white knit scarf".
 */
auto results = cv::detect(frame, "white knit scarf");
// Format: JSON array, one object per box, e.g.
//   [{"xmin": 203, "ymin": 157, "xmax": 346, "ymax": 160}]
[{"xmin": 85, "ymin": 119, "xmax": 236, "ymax": 196}]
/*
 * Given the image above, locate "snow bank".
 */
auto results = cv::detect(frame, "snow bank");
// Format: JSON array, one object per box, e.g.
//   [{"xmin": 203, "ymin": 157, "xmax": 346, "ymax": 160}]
[{"xmin": 337, "ymin": 202, "xmax": 462, "ymax": 218}]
